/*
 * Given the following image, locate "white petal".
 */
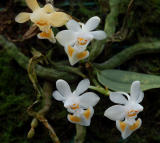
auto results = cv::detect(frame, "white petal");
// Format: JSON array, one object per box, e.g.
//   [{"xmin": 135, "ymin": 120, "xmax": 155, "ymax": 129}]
[
  {"xmin": 90, "ymin": 31, "xmax": 107, "ymax": 40},
  {"xmin": 79, "ymin": 92, "xmax": 100, "ymax": 107},
  {"xmin": 56, "ymin": 30, "xmax": 77, "ymax": 47},
  {"xmin": 136, "ymin": 92, "xmax": 144, "ymax": 103},
  {"xmin": 52, "ymin": 91, "xmax": 65, "ymax": 101},
  {"xmin": 110, "ymin": 92, "xmax": 128, "ymax": 105},
  {"xmin": 66, "ymin": 20, "xmax": 81, "ymax": 32},
  {"xmin": 83, "ymin": 16, "xmax": 100, "ymax": 31},
  {"xmin": 130, "ymin": 81, "xmax": 144, "ymax": 103},
  {"xmin": 56, "ymin": 79, "xmax": 72, "ymax": 97},
  {"xmin": 73, "ymin": 79, "xmax": 90, "ymax": 96},
  {"xmin": 133, "ymin": 103, "xmax": 144, "ymax": 112},
  {"xmin": 68, "ymin": 56, "xmax": 79, "ymax": 66},
  {"xmin": 104, "ymin": 105, "xmax": 125, "ymax": 121}
]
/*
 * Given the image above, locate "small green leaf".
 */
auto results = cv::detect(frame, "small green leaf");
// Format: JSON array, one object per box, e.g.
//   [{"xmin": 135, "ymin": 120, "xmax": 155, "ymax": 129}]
[{"xmin": 97, "ymin": 69, "xmax": 160, "ymax": 93}]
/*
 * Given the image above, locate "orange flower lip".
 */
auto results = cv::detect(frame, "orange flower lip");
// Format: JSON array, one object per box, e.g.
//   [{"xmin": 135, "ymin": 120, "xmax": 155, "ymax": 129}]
[
  {"xmin": 36, "ymin": 20, "xmax": 48, "ymax": 26},
  {"xmin": 77, "ymin": 37, "xmax": 88, "ymax": 45},
  {"xmin": 128, "ymin": 110, "xmax": 138, "ymax": 117}
]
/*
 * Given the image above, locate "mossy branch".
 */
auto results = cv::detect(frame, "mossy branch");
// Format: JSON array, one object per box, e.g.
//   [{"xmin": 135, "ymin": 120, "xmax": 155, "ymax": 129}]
[
  {"xmin": 94, "ymin": 41, "xmax": 160, "ymax": 70},
  {"xmin": 0, "ymin": 35, "xmax": 78, "ymax": 82}
]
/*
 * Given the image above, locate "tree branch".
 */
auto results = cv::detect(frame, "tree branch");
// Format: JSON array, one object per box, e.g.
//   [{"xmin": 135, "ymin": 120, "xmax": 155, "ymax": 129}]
[
  {"xmin": 0, "ymin": 35, "xmax": 78, "ymax": 82},
  {"xmin": 94, "ymin": 41, "xmax": 160, "ymax": 70}
]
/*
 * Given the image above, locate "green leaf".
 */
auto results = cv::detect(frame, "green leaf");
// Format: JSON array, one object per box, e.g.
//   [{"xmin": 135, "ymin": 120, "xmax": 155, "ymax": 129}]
[{"xmin": 97, "ymin": 69, "xmax": 160, "ymax": 93}]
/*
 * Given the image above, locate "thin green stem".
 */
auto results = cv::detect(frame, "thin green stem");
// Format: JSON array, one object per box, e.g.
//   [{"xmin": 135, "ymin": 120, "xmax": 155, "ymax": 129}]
[
  {"xmin": 74, "ymin": 124, "xmax": 86, "ymax": 143},
  {"xmin": 89, "ymin": 86, "xmax": 110, "ymax": 96}
]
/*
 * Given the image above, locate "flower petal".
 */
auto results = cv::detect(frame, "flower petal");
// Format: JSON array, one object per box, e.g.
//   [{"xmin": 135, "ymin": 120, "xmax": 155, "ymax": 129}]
[
  {"xmin": 83, "ymin": 16, "xmax": 100, "ymax": 31},
  {"xmin": 56, "ymin": 30, "xmax": 77, "ymax": 47},
  {"xmin": 67, "ymin": 50, "xmax": 89, "ymax": 66},
  {"xmin": 104, "ymin": 105, "xmax": 125, "ymax": 121},
  {"xmin": 109, "ymin": 92, "xmax": 128, "ymax": 105},
  {"xmin": 37, "ymin": 29, "xmax": 56, "ymax": 43},
  {"xmin": 66, "ymin": 20, "xmax": 81, "ymax": 32},
  {"xmin": 67, "ymin": 107, "xmax": 94, "ymax": 126},
  {"xmin": 49, "ymin": 12, "xmax": 71, "ymax": 27},
  {"xmin": 76, "ymin": 50, "xmax": 89, "ymax": 60},
  {"xmin": 15, "ymin": 12, "xmax": 31, "ymax": 23},
  {"xmin": 116, "ymin": 118, "xmax": 142, "ymax": 139},
  {"xmin": 79, "ymin": 92, "xmax": 100, "ymax": 107},
  {"xmin": 52, "ymin": 91, "xmax": 65, "ymax": 101},
  {"xmin": 26, "ymin": 0, "xmax": 40, "ymax": 11},
  {"xmin": 43, "ymin": 3, "xmax": 55, "ymax": 13},
  {"xmin": 73, "ymin": 79, "xmax": 90, "ymax": 96},
  {"xmin": 90, "ymin": 30, "xmax": 107, "ymax": 40},
  {"xmin": 130, "ymin": 81, "xmax": 144, "ymax": 103},
  {"xmin": 136, "ymin": 93, "xmax": 144, "ymax": 103},
  {"xmin": 56, "ymin": 79, "xmax": 72, "ymax": 97},
  {"xmin": 67, "ymin": 114, "xmax": 81, "ymax": 124}
]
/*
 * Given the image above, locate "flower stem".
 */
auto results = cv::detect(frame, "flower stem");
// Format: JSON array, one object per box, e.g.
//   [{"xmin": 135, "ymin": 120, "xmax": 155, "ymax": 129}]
[
  {"xmin": 74, "ymin": 124, "xmax": 86, "ymax": 143},
  {"xmin": 89, "ymin": 85, "xmax": 110, "ymax": 96}
]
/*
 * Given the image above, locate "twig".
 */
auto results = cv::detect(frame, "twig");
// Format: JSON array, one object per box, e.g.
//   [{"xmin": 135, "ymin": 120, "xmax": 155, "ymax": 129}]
[{"xmin": 27, "ymin": 81, "xmax": 60, "ymax": 143}]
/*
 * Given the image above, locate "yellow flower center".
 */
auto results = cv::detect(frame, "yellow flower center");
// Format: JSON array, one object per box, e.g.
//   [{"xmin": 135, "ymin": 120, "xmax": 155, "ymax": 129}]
[
  {"xmin": 70, "ymin": 104, "xmax": 79, "ymax": 110},
  {"xmin": 77, "ymin": 37, "xmax": 88, "ymax": 45}
]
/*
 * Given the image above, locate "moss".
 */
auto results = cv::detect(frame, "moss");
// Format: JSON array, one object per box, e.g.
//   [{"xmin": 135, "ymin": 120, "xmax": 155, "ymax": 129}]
[{"xmin": 0, "ymin": 52, "xmax": 33, "ymax": 143}]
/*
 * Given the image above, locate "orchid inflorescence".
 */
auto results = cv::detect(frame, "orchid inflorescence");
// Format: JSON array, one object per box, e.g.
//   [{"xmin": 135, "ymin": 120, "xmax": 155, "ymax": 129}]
[
  {"xmin": 15, "ymin": 0, "xmax": 106, "ymax": 65},
  {"xmin": 15, "ymin": 0, "xmax": 144, "ymax": 140}
]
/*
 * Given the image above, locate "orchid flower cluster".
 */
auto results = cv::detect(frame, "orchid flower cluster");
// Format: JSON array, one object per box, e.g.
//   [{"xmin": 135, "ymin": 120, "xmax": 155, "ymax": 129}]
[
  {"xmin": 15, "ymin": 0, "xmax": 106, "ymax": 65},
  {"xmin": 53, "ymin": 79, "xmax": 144, "ymax": 139},
  {"xmin": 15, "ymin": 0, "xmax": 144, "ymax": 140}
]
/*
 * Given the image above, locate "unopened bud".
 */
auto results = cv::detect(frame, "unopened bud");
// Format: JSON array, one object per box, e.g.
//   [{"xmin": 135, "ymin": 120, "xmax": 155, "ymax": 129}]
[
  {"xmin": 31, "ymin": 118, "xmax": 38, "ymax": 128},
  {"xmin": 27, "ymin": 128, "xmax": 35, "ymax": 139}
]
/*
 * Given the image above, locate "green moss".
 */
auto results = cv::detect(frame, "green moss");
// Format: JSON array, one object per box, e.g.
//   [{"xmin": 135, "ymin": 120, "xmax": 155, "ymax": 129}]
[{"xmin": 0, "ymin": 52, "xmax": 33, "ymax": 143}]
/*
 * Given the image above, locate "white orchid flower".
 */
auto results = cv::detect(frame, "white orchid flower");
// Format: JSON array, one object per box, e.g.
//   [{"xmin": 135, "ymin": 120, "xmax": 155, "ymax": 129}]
[
  {"xmin": 52, "ymin": 79, "xmax": 100, "ymax": 126},
  {"xmin": 15, "ymin": 0, "xmax": 70, "ymax": 43},
  {"xmin": 104, "ymin": 81, "xmax": 144, "ymax": 139},
  {"xmin": 56, "ymin": 16, "xmax": 107, "ymax": 65}
]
